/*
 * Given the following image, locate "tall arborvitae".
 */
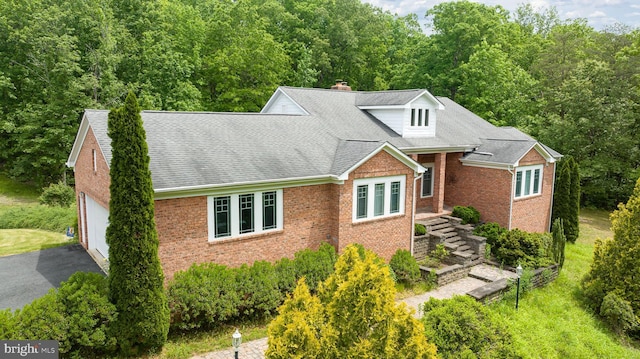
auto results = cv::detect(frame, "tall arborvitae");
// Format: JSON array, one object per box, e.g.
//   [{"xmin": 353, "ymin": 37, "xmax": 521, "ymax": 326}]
[
  {"xmin": 106, "ymin": 92, "xmax": 169, "ymax": 355},
  {"xmin": 552, "ymin": 157, "xmax": 580, "ymax": 243},
  {"xmin": 567, "ymin": 156, "xmax": 581, "ymax": 242}
]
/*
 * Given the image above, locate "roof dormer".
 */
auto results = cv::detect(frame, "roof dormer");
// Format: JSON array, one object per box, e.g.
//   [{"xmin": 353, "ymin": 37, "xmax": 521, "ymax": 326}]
[{"xmin": 357, "ymin": 90, "xmax": 444, "ymax": 138}]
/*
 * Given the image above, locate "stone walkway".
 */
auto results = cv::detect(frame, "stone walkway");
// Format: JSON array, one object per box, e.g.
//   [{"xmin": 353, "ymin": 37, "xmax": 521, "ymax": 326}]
[{"xmin": 191, "ymin": 264, "xmax": 516, "ymax": 359}]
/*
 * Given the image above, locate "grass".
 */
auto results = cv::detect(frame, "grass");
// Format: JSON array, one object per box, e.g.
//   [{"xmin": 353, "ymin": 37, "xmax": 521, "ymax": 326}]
[
  {"xmin": 490, "ymin": 210, "xmax": 640, "ymax": 358},
  {"xmin": 0, "ymin": 175, "xmax": 76, "ymax": 256},
  {"xmin": 0, "ymin": 229, "xmax": 75, "ymax": 257},
  {"xmin": 149, "ymin": 321, "xmax": 269, "ymax": 359},
  {"xmin": 0, "ymin": 174, "xmax": 40, "ymax": 202}
]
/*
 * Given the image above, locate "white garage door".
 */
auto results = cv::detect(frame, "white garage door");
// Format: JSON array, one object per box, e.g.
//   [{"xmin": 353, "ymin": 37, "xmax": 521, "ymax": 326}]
[{"xmin": 85, "ymin": 195, "xmax": 110, "ymax": 259}]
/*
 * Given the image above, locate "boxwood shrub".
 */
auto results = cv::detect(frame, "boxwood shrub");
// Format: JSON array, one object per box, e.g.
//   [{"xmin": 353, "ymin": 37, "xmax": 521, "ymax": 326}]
[{"xmin": 452, "ymin": 205, "xmax": 480, "ymax": 224}]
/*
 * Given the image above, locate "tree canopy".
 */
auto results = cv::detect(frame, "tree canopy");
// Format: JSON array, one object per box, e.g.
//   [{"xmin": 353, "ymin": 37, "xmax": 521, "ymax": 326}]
[{"xmin": 0, "ymin": 0, "xmax": 638, "ymax": 208}]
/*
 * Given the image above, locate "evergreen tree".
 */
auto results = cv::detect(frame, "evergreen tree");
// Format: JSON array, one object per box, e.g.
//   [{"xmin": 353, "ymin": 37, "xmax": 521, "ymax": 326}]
[
  {"xmin": 266, "ymin": 245, "xmax": 437, "ymax": 358},
  {"xmin": 553, "ymin": 157, "xmax": 580, "ymax": 243},
  {"xmin": 106, "ymin": 92, "xmax": 169, "ymax": 355},
  {"xmin": 568, "ymin": 156, "xmax": 581, "ymax": 241},
  {"xmin": 551, "ymin": 218, "xmax": 566, "ymax": 269},
  {"xmin": 582, "ymin": 176, "xmax": 640, "ymax": 336}
]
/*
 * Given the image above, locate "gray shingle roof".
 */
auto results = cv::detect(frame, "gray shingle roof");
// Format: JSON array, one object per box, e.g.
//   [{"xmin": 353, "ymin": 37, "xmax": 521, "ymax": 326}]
[{"xmin": 79, "ymin": 86, "xmax": 560, "ymax": 191}]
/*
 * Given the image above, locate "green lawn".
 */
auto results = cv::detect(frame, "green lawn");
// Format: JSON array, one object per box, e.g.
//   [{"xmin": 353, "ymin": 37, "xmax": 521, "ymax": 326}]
[
  {"xmin": 491, "ymin": 210, "xmax": 640, "ymax": 358},
  {"xmin": 0, "ymin": 174, "xmax": 39, "ymax": 202},
  {"xmin": 0, "ymin": 229, "xmax": 74, "ymax": 257}
]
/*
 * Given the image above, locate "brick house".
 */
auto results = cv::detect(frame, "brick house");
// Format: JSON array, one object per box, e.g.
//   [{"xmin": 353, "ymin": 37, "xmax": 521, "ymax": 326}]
[{"xmin": 66, "ymin": 85, "xmax": 561, "ymax": 280}]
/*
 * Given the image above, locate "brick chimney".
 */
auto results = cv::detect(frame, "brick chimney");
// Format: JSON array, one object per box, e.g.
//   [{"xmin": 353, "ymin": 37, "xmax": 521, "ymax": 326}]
[{"xmin": 330, "ymin": 79, "xmax": 352, "ymax": 91}]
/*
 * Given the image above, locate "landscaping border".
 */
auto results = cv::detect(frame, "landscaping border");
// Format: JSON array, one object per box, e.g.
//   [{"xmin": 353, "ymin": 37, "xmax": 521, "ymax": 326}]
[{"xmin": 467, "ymin": 264, "xmax": 559, "ymax": 304}]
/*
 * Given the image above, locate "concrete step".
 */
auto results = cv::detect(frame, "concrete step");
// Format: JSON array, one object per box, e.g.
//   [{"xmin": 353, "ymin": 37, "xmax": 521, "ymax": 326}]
[{"xmin": 458, "ymin": 245, "xmax": 471, "ymax": 252}]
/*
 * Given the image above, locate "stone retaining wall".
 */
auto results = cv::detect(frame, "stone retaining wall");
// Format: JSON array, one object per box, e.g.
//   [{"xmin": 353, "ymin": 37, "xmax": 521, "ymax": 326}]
[
  {"xmin": 413, "ymin": 234, "xmax": 437, "ymax": 261},
  {"xmin": 467, "ymin": 264, "xmax": 559, "ymax": 304},
  {"xmin": 420, "ymin": 263, "xmax": 472, "ymax": 286}
]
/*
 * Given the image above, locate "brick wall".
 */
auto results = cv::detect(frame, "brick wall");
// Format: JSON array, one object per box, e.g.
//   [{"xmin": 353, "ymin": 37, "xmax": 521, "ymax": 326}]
[
  {"xmin": 444, "ymin": 153, "xmax": 512, "ymax": 228},
  {"xmin": 73, "ymin": 127, "xmax": 111, "ymax": 249},
  {"xmin": 156, "ymin": 184, "xmax": 339, "ymax": 281},
  {"xmin": 511, "ymin": 151, "xmax": 555, "ymax": 232},
  {"xmin": 74, "ymin": 132, "xmax": 417, "ymax": 281},
  {"xmin": 336, "ymin": 150, "xmax": 415, "ymax": 261}
]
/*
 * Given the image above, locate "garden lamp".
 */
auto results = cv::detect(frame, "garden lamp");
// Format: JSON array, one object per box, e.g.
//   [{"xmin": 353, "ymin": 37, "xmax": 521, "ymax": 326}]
[{"xmin": 232, "ymin": 329, "xmax": 242, "ymax": 359}]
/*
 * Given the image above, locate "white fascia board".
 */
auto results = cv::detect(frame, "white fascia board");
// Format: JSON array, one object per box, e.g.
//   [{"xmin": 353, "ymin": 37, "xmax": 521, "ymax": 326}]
[
  {"xmin": 400, "ymin": 146, "xmax": 476, "ymax": 154},
  {"xmin": 154, "ymin": 175, "xmax": 343, "ymax": 200},
  {"xmin": 460, "ymin": 160, "xmax": 513, "ymax": 170},
  {"xmin": 408, "ymin": 90, "xmax": 445, "ymax": 110},
  {"xmin": 357, "ymin": 104, "xmax": 406, "ymax": 110},
  {"xmin": 260, "ymin": 87, "xmax": 309, "ymax": 115},
  {"xmin": 66, "ymin": 112, "xmax": 91, "ymax": 168},
  {"xmin": 336, "ymin": 143, "xmax": 426, "ymax": 181},
  {"xmin": 512, "ymin": 142, "xmax": 556, "ymax": 167}
]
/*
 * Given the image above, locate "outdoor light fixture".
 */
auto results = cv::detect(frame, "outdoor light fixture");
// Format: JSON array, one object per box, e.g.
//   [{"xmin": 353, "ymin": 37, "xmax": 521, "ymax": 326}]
[
  {"xmin": 232, "ymin": 329, "xmax": 242, "ymax": 359},
  {"xmin": 515, "ymin": 264, "xmax": 523, "ymax": 310}
]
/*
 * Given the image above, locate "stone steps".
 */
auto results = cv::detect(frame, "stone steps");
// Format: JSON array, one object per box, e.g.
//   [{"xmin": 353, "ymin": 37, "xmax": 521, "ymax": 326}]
[{"xmin": 423, "ymin": 216, "xmax": 483, "ymax": 266}]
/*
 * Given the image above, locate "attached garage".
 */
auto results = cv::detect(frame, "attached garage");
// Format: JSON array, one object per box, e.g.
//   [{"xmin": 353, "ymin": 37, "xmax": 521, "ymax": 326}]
[{"xmin": 84, "ymin": 195, "xmax": 109, "ymax": 259}]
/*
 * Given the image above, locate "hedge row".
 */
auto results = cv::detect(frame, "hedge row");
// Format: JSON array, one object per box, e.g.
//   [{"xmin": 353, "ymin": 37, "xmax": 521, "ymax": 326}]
[{"xmin": 167, "ymin": 243, "xmax": 337, "ymax": 331}]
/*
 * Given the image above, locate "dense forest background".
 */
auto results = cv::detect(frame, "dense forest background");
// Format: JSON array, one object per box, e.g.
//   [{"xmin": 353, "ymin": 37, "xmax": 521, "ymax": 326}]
[{"xmin": 0, "ymin": 0, "xmax": 638, "ymax": 208}]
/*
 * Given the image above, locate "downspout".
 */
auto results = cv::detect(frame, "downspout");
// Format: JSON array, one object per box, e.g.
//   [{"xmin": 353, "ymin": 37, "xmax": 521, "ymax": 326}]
[
  {"xmin": 508, "ymin": 166, "xmax": 515, "ymax": 230},
  {"xmin": 411, "ymin": 173, "xmax": 421, "ymax": 255},
  {"xmin": 547, "ymin": 162, "xmax": 557, "ymax": 232}
]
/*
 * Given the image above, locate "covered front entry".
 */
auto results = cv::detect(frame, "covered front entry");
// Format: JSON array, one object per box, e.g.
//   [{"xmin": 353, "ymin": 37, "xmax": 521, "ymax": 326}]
[
  {"xmin": 412, "ymin": 152, "xmax": 448, "ymax": 220},
  {"xmin": 84, "ymin": 195, "xmax": 109, "ymax": 259}
]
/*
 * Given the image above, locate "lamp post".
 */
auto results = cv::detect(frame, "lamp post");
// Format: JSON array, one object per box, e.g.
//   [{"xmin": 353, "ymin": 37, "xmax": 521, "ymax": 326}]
[
  {"xmin": 232, "ymin": 329, "xmax": 242, "ymax": 359},
  {"xmin": 515, "ymin": 264, "xmax": 523, "ymax": 310}
]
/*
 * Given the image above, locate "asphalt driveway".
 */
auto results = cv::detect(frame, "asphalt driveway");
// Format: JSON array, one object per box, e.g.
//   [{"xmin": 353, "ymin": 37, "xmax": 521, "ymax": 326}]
[{"xmin": 0, "ymin": 244, "xmax": 104, "ymax": 310}]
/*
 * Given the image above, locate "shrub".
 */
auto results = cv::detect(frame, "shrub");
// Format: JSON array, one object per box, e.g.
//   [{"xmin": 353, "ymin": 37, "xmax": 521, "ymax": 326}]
[
  {"xmin": 57, "ymin": 272, "xmax": 117, "ymax": 356},
  {"xmin": 0, "ymin": 309, "xmax": 16, "ymax": 339},
  {"xmin": 452, "ymin": 205, "xmax": 480, "ymax": 224},
  {"xmin": 492, "ymin": 229, "xmax": 551, "ymax": 268},
  {"xmin": 390, "ymin": 249, "xmax": 421, "ymax": 285},
  {"xmin": 293, "ymin": 243, "xmax": 337, "ymax": 292},
  {"xmin": 473, "ymin": 222, "xmax": 507, "ymax": 249},
  {"xmin": 267, "ymin": 245, "xmax": 438, "ymax": 358},
  {"xmin": 235, "ymin": 261, "xmax": 283, "ymax": 319},
  {"xmin": 274, "ymin": 257, "xmax": 297, "ymax": 294},
  {"xmin": 14, "ymin": 290, "xmax": 68, "ymax": 351},
  {"xmin": 600, "ymin": 292, "xmax": 638, "ymax": 336},
  {"xmin": 551, "ymin": 218, "xmax": 566, "ymax": 269},
  {"xmin": 415, "ymin": 223, "xmax": 426, "ymax": 235},
  {"xmin": 167, "ymin": 263, "xmax": 240, "ymax": 331},
  {"xmin": 39, "ymin": 181, "xmax": 75, "ymax": 207},
  {"xmin": 0, "ymin": 204, "xmax": 76, "ymax": 232},
  {"xmin": 422, "ymin": 296, "xmax": 522, "ymax": 359},
  {"xmin": 430, "ymin": 243, "xmax": 449, "ymax": 261},
  {"xmin": 582, "ymin": 177, "xmax": 640, "ymax": 326}
]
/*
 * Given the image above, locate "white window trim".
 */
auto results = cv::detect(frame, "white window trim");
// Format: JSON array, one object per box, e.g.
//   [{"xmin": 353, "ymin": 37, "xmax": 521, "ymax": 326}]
[
  {"xmin": 207, "ymin": 189, "xmax": 283, "ymax": 241},
  {"xmin": 515, "ymin": 164, "xmax": 543, "ymax": 199},
  {"xmin": 352, "ymin": 175, "xmax": 406, "ymax": 222},
  {"xmin": 421, "ymin": 163, "xmax": 434, "ymax": 198},
  {"xmin": 92, "ymin": 149, "xmax": 97, "ymax": 172},
  {"xmin": 410, "ymin": 108, "xmax": 430, "ymax": 127}
]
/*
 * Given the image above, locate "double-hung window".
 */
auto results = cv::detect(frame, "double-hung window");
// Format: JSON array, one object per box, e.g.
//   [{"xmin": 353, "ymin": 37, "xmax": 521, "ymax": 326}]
[
  {"xmin": 353, "ymin": 175, "xmax": 405, "ymax": 222},
  {"xmin": 515, "ymin": 165, "xmax": 543, "ymax": 199},
  {"xmin": 421, "ymin": 164, "xmax": 434, "ymax": 197},
  {"xmin": 208, "ymin": 189, "xmax": 283, "ymax": 240}
]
